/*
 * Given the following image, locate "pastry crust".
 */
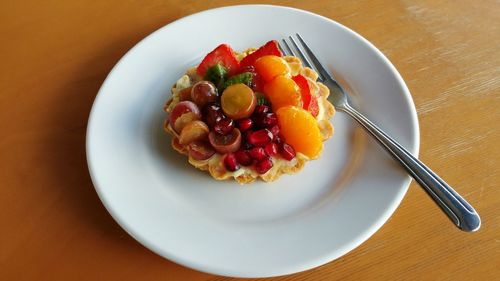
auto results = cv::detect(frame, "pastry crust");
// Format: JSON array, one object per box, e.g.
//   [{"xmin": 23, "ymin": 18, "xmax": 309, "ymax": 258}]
[{"xmin": 164, "ymin": 49, "xmax": 335, "ymax": 184}]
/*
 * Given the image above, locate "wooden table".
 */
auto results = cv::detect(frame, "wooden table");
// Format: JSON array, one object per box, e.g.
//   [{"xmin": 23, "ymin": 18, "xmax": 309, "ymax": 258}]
[{"xmin": 1, "ymin": 1, "xmax": 498, "ymax": 280}]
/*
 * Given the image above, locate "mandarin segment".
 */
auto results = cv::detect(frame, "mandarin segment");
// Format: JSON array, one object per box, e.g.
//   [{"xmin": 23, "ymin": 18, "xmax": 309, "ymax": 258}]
[
  {"xmin": 254, "ymin": 55, "xmax": 290, "ymax": 82},
  {"xmin": 276, "ymin": 106, "xmax": 323, "ymax": 159},
  {"xmin": 263, "ymin": 75, "xmax": 302, "ymax": 112}
]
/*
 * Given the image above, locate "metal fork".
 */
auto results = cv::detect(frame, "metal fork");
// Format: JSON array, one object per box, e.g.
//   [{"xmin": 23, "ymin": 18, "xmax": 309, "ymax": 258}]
[{"xmin": 280, "ymin": 34, "xmax": 480, "ymax": 232}]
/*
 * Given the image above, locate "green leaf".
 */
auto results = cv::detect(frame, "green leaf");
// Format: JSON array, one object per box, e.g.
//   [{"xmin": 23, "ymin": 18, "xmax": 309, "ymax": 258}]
[
  {"xmin": 204, "ymin": 64, "xmax": 227, "ymax": 89},
  {"xmin": 255, "ymin": 92, "xmax": 270, "ymax": 106}
]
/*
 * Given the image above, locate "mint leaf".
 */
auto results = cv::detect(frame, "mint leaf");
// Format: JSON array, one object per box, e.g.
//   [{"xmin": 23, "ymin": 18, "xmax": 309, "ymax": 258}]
[
  {"xmin": 255, "ymin": 92, "xmax": 270, "ymax": 105},
  {"xmin": 204, "ymin": 64, "xmax": 227, "ymax": 89}
]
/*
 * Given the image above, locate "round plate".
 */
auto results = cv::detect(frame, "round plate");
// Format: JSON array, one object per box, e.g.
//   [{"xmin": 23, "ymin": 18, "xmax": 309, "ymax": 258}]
[{"xmin": 86, "ymin": 5, "xmax": 419, "ymax": 278}]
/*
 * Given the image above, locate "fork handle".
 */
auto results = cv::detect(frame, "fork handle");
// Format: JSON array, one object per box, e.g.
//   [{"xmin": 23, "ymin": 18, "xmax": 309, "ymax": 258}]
[{"xmin": 341, "ymin": 104, "xmax": 480, "ymax": 232}]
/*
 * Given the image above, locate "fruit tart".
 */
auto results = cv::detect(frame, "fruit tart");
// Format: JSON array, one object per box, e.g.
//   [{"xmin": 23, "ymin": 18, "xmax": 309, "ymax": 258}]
[{"xmin": 164, "ymin": 40, "xmax": 335, "ymax": 184}]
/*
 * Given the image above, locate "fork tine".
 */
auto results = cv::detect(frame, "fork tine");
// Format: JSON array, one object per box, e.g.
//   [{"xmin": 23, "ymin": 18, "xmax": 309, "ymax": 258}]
[
  {"xmin": 278, "ymin": 41, "xmax": 287, "ymax": 56},
  {"xmin": 280, "ymin": 39, "xmax": 294, "ymax": 56},
  {"xmin": 295, "ymin": 33, "xmax": 332, "ymax": 81},
  {"xmin": 287, "ymin": 36, "xmax": 324, "ymax": 80}
]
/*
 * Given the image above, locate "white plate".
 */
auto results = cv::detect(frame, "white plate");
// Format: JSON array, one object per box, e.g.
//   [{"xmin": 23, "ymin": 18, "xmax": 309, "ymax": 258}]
[{"xmin": 86, "ymin": 5, "xmax": 419, "ymax": 278}]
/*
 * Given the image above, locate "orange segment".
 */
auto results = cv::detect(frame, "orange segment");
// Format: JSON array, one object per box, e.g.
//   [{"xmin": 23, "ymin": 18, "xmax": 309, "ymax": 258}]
[
  {"xmin": 276, "ymin": 106, "xmax": 323, "ymax": 159},
  {"xmin": 263, "ymin": 75, "xmax": 302, "ymax": 112},
  {"xmin": 254, "ymin": 55, "xmax": 290, "ymax": 82}
]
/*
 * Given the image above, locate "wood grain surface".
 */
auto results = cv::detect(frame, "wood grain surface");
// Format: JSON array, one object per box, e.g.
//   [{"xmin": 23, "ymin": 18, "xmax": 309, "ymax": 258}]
[{"xmin": 1, "ymin": 1, "xmax": 498, "ymax": 280}]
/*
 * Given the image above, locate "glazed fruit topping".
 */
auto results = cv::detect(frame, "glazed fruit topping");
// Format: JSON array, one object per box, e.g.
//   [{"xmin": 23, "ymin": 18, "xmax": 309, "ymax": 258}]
[
  {"xmin": 170, "ymin": 101, "xmax": 202, "ymax": 133},
  {"xmin": 254, "ymin": 55, "xmax": 290, "ymax": 82},
  {"xmin": 255, "ymin": 157, "xmax": 273, "ymax": 174},
  {"xmin": 254, "ymin": 104, "xmax": 270, "ymax": 114},
  {"xmin": 280, "ymin": 143, "xmax": 296, "ymax": 160},
  {"xmin": 264, "ymin": 143, "xmax": 278, "ymax": 156},
  {"xmin": 276, "ymin": 106, "xmax": 323, "ymax": 159},
  {"xmin": 269, "ymin": 125, "xmax": 280, "ymax": 137},
  {"xmin": 237, "ymin": 118, "xmax": 253, "ymax": 132},
  {"xmin": 239, "ymin": 40, "xmax": 282, "ymax": 69},
  {"xmin": 171, "ymin": 40, "xmax": 326, "ymax": 180},
  {"xmin": 179, "ymin": 86, "xmax": 193, "ymax": 101},
  {"xmin": 203, "ymin": 103, "xmax": 224, "ymax": 128},
  {"xmin": 188, "ymin": 141, "xmax": 216, "ymax": 160},
  {"xmin": 249, "ymin": 147, "xmax": 267, "ymax": 161},
  {"xmin": 208, "ymin": 128, "xmax": 242, "ymax": 154},
  {"xmin": 179, "ymin": 120, "xmax": 209, "ymax": 145},
  {"xmin": 234, "ymin": 149, "xmax": 253, "ymax": 166},
  {"xmin": 213, "ymin": 117, "xmax": 235, "ymax": 135},
  {"xmin": 221, "ymin": 84, "xmax": 257, "ymax": 120},
  {"xmin": 254, "ymin": 112, "xmax": 277, "ymax": 128},
  {"xmin": 292, "ymin": 74, "xmax": 319, "ymax": 117},
  {"xmin": 197, "ymin": 44, "xmax": 240, "ymax": 76},
  {"xmin": 263, "ymin": 75, "xmax": 303, "ymax": 112},
  {"xmin": 224, "ymin": 153, "xmax": 240, "ymax": 171},
  {"xmin": 191, "ymin": 81, "xmax": 218, "ymax": 108},
  {"xmin": 246, "ymin": 129, "xmax": 273, "ymax": 147}
]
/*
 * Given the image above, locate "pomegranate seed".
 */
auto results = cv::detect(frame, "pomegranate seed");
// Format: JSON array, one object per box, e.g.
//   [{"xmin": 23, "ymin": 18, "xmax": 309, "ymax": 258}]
[
  {"xmin": 249, "ymin": 147, "xmax": 267, "ymax": 161},
  {"xmin": 265, "ymin": 143, "xmax": 278, "ymax": 156},
  {"xmin": 224, "ymin": 153, "xmax": 240, "ymax": 171},
  {"xmin": 237, "ymin": 118, "xmax": 253, "ymax": 132},
  {"xmin": 214, "ymin": 118, "xmax": 234, "ymax": 135},
  {"xmin": 269, "ymin": 125, "xmax": 280, "ymax": 137},
  {"xmin": 254, "ymin": 105, "xmax": 270, "ymax": 114},
  {"xmin": 280, "ymin": 143, "xmax": 296, "ymax": 160},
  {"xmin": 203, "ymin": 103, "xmax": 224, "ymax": 128},
  {"xmin": 253, "ymin": 112, "xmax": 277, "ymax": 129},
  {"xmin": 255, "ymin": 157, "xmax": 273, "ymax": 174},
  {"xmin": 246, "ymin": 129, "xmax": 273, "ymax": 147},
  {"xmin": 234, "ymin": 150, "xmax": 253, "ymax": 166},
  {"xmin": 261, "ymin": 112, "xmax": 277, "ymax": 127}
]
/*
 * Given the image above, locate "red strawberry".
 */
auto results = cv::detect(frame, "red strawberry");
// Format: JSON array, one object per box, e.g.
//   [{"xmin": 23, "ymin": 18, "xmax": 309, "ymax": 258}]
[
  {"xmin": 196, "ymin": 44, "xmax": 240, "ymax": 76},
  {"xmin": 292, "ymin": 74, "xmax": 319, "ymax": 117},
  {"xmin": 239, "ymin": 40, "xmax": 282, "ymax": 69}
]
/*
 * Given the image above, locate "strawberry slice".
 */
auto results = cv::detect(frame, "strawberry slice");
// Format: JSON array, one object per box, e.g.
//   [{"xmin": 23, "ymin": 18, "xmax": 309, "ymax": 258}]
[
  {"xmin": 292, "ymin": 74, "xmax": 319, "ymax": 117},
  {"xmin": 196, "ymin": 44, "xmax": 240, "ymax": 76},
  {"xmin": 240, "ymin": 40, "xmax": 282, "ymax": 69}
]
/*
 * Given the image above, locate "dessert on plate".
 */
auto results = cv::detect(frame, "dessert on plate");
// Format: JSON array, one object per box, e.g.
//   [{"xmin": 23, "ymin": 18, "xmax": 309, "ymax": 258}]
[{"xmin": 164, "ymin": 40, "xmax": 335, "ymax": 184}]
